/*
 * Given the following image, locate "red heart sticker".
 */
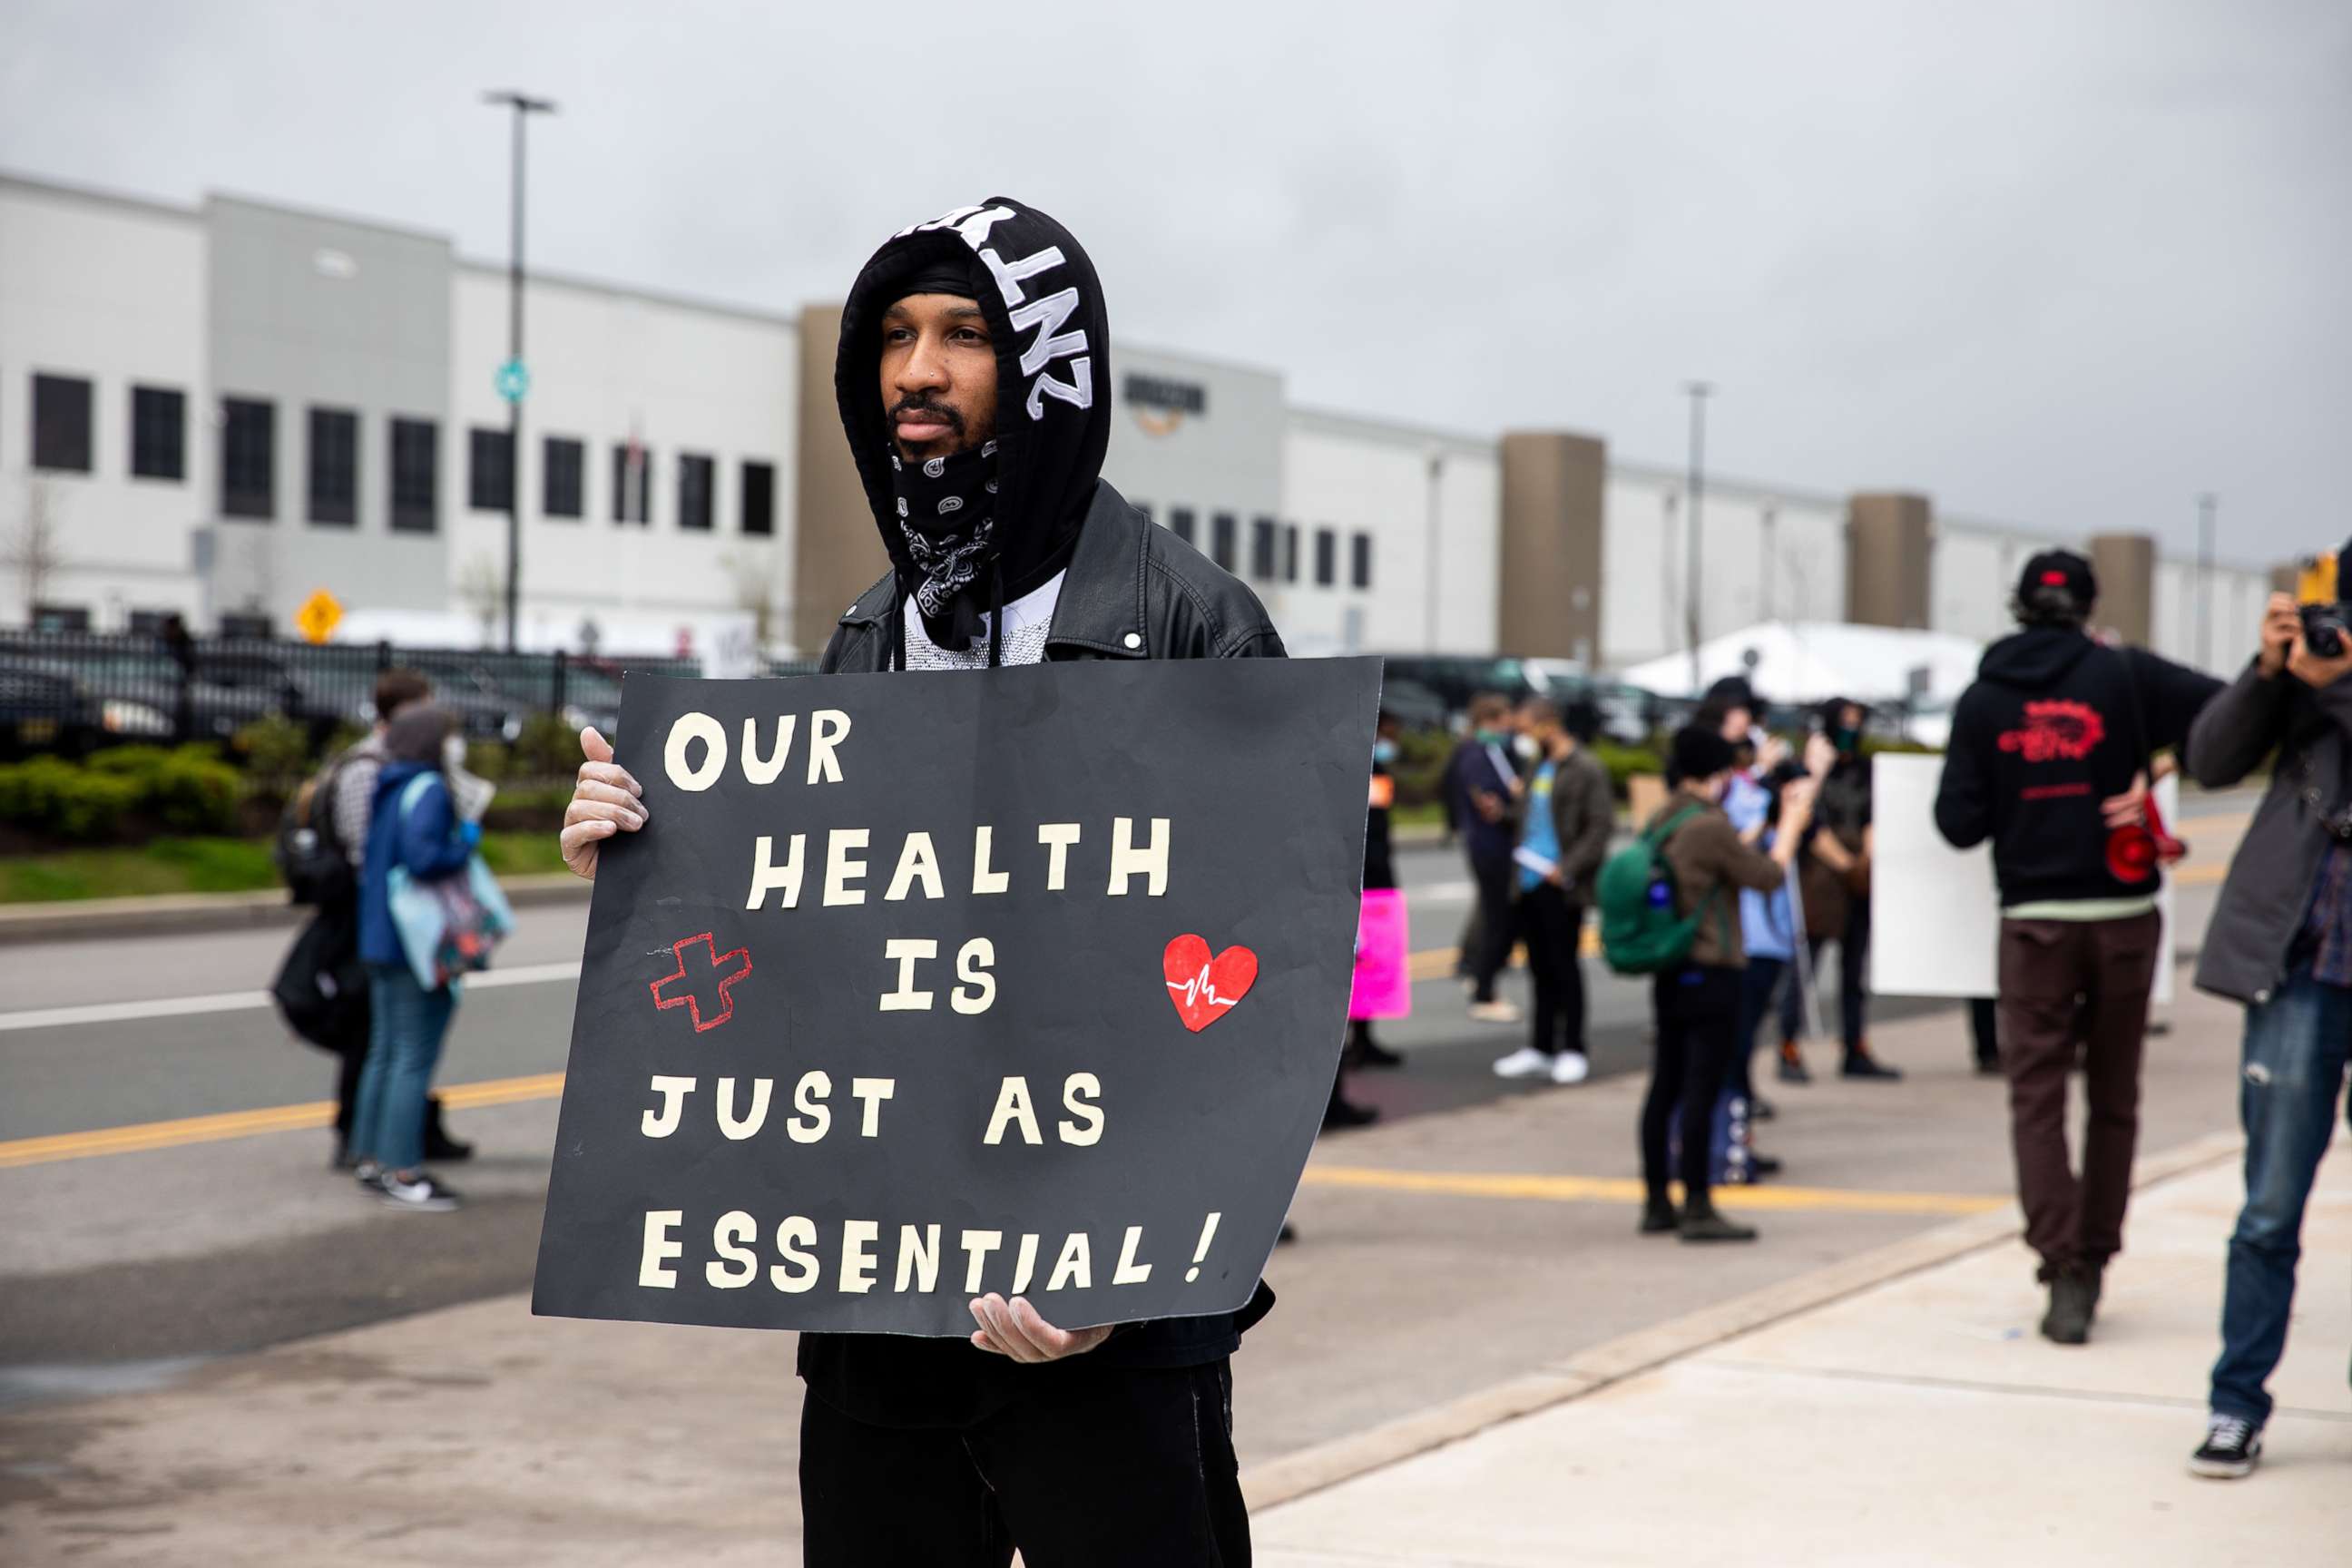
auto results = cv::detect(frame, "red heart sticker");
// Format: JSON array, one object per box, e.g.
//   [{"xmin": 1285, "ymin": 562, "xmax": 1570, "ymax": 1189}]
[{"xmin": 1162, "ymin": 935, "xmax": 1259, "ymax": 1033}]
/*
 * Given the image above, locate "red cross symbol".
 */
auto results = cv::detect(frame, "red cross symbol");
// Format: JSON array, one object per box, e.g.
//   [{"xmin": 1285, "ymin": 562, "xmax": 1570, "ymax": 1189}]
[{"xmin": 649, "ymin": 933, "xmax": 753, "ymax": 1033}]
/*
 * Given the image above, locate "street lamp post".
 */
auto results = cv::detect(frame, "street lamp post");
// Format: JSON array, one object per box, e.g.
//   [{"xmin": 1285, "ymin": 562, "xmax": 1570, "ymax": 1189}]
[
  {"xmin": 2196, "ymin": 492, "xmax": 2217, "ymax": 669},
  {"xmin": 1424, "ymin": 451, "xmax": 1444, "ymax": 653},
  {"xmin": 484, "ymin": 89, "xmax": 556, "ymax": 652},
  {"xmin": 1683, "ymin": 381, "xmax": 1712, "ymax": 694}
]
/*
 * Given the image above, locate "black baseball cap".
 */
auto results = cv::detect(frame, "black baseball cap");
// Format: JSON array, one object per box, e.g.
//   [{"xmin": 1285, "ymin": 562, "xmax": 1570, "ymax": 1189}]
[{"xmin": 2017, "ymin": 549, "xmax": 2097, "ymax": 607}]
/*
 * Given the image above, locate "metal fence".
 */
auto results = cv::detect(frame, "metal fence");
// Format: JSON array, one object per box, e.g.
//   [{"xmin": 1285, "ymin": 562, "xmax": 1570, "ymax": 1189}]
[{"xmin": 0, "ymin": 629, "xmax": 819, "ymax": 760}]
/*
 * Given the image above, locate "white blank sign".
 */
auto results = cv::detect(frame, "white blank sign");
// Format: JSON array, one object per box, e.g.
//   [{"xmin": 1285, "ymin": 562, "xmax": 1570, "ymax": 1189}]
[{"xmin": 1869, "ymin": 755, "xmax": 2175, "ymax": 1004}]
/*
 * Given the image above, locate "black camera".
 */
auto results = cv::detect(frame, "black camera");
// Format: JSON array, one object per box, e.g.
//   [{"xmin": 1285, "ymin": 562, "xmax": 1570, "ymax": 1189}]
[{"xmin": 2300, "ymin": 602, "xmax": 2348, "ymax": 660}]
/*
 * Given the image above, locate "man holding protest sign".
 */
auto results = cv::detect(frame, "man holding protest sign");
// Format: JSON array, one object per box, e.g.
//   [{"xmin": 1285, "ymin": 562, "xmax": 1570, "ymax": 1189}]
[
  {"xmin": 552, "ymin": 200, "xmax": 1361, "ymax": 1565},
  {"xmin": 1935, "ymin": 551, "xmax": 2220, "ymax": 1346}
]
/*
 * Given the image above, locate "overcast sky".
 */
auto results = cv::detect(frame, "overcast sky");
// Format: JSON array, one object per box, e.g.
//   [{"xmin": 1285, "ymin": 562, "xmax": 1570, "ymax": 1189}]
[{"xmin": 5, "ymin": 0, "xmax": 2345, "ymax": 567}]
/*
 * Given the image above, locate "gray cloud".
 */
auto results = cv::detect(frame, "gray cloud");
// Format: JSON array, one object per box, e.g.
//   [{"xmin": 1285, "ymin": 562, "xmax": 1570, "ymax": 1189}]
[{"xmin": 3, "ymin": 0, "xmax": 2344, "ymax": 565}]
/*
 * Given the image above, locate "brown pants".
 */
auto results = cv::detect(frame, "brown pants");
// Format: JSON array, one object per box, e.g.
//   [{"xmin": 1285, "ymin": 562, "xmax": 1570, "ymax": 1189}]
[{"xmin": 1996, "ymin": 911, "xmax": 2162, "ymax": 1278}]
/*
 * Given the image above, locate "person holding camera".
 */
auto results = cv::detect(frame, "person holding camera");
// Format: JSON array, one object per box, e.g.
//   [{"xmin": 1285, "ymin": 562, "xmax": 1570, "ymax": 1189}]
[
  {"xmin": 2179, "ymin": 583, "xmax": 2352, "ymax": 1479},
  {"xmin": 1935, "ymin": 551, "xmax": 2221, "ymax": 1347}
]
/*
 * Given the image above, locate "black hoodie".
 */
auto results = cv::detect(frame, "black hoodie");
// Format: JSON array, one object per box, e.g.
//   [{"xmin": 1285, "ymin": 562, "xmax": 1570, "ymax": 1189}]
[
  {"xmin": 834, "ymin": 200, "xmax": 1110, "ymax": 657},
  {"xmin": 1935, "ymin": 628, "xmax": 2221, "ymax": 905}
]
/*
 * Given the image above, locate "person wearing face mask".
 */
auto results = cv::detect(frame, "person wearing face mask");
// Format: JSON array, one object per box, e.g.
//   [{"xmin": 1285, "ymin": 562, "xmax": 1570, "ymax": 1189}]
[
  {"xmin": 350, "ymin": 704, "xmax": 479, "ymax": 1213},
  {"xmin": 1792, "ymin": 697, "xmax": 1903, "ymax": 1081},
  {"xmin": 1446, "ymin": 691, "xmax": 1527, "ymax": 1024},
  {"xmin": 1636, "ymin": 723, "xmax": 1815, "ymax": 1241},
  {"xmin": 558, "ymin": 198, "xmax": 1280, "ymax": 1565},
  {"xmin": 1493, "ymin": 698, "xmax": 1613, "ymax": 1084}
]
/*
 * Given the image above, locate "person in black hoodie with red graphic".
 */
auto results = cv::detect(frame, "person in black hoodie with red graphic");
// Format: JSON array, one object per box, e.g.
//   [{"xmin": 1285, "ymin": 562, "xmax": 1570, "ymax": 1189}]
[
  {"xmin": 560, "ymin": 199, "xmax": 1277, "ymax": 1566},
  {"xmin": 1936, "ymin": 550, "xmax": 2221, "ymax": 1346}
]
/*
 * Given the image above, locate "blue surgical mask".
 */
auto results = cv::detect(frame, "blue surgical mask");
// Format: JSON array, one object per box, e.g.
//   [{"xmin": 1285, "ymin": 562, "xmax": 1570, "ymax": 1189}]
[{"xmin": 1371, "ymin": 739, "xmax": 1399, "ymax": 766}]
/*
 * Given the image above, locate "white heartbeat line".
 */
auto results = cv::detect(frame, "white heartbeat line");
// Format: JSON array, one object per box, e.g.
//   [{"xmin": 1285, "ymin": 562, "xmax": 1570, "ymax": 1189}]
[{"xmin": 1167, "ymin": 965, "xmax": 1240, "ymax": 1010}]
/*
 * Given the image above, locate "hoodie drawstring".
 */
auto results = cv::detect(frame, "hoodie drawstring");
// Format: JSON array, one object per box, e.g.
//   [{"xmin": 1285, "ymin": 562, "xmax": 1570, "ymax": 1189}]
[{"xmin": 985, "ymin": 560, "xmax": 1005, "ymax": 670}]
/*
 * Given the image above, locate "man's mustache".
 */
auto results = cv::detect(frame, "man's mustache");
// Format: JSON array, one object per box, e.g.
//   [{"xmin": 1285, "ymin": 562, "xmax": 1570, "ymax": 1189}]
[{"xmin": 890, "ymin": 397, "xmax": 965, "ymax": 434}]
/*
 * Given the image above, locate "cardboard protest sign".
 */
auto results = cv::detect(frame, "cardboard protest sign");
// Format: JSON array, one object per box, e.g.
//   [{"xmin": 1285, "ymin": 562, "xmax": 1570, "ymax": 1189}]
[
  {"xmin": 1871, "ymin": 754, "xmax": 2178, "ymax": 1004},
  {"xmin": 533, "ymin": 658, "xmax": 1381, "ymax": 1338}
]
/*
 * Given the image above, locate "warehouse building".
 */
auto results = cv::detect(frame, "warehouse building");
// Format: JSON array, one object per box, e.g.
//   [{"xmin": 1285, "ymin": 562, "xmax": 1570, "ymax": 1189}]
[{"xmin": 0, "ymin": 169, "xmax": 2276, "ymax": 673}]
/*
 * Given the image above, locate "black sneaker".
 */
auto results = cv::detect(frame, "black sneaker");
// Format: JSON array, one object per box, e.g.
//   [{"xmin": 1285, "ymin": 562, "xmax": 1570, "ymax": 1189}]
[
  {"xmin": 377, "ymin": 1171, "xmax": 463, "ymax": 1212},
  {"xmin": 1680, "ymin": 1206, "xmax": 1759, "ymax": 1243},
  {"xmin": 1750, "ymin": 1095, "xmax": 1778, "ymax": 1122},
  {"xmin": 1355, "ymin": 1038, "xmax": 1406, "ymax": 1070},
  {"xmin": 2188, "ymin": 1415, "xmax": 2262, "ymax": 1479},
  {"xmin": 2041, "ymin": 1269, "xmax": 2094, "ymax": 1345},
  {"xmin": 1638, "ymin": 1197, "xmax": 1681, "ymax": 1235},
  {"xmin": 1322, "ymin": 1096, "xmax": 1380, "ymax": 1131},
  {"xmin": 1777, "ymin": 1044, "xmax": 1812, "ymax": 1084},
  {"xmin": 1841, "ymin": 1054, "xmax": 1904, "ymax": 1082},
  {"xmin": 1748, "ymin": 1152, "xmax": 1784, "ymax": 1180}
]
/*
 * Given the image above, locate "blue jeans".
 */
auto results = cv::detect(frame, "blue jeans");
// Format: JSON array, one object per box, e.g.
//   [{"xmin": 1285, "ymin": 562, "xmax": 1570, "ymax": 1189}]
[
  {"xmin": 350, "ymin": 963, "xmax": 456, "ymax": 1172},
  {"xmin": 2209, "ymin": 963, "xmax": 2352, "ymax": 1424}
]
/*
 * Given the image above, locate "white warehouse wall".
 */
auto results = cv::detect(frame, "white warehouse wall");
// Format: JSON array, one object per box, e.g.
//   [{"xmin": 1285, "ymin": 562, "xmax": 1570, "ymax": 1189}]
[
  {"xmin": 448, "ymin": 265, "xmax": 798, "ymax": 647},
  {"xmin": 0, "ymin": 176, "xmax": 210, "ymax": 626},
  {"xmin": 1602, "ymin": 466, "xmax": 1846, "ymax": 669}
]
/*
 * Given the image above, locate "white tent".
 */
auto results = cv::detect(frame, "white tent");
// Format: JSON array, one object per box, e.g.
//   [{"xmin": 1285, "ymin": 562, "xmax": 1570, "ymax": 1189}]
[{"xmin": 1616, "ymin": 621, "xmax": 1986, "ymax": 705}]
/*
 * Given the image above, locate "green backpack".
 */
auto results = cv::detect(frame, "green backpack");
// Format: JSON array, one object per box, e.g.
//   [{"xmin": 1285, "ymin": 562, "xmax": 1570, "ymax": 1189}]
[{"xmin": 1596, "ymin": 802, "xmax": 1726, "ymax": 975}]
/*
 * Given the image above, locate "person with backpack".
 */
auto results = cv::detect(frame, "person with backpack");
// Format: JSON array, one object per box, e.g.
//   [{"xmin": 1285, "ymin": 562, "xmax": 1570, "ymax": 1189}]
[
  {"xmin": 273, "ymin": 668, "xmax": 473, "ymax": 1170},
  {"xmin": 350, "ymin": 704, "xmax": 481, "ymax": 1212},
  {"xmin": 1934, "ymin": 550, "xmax": 2222, "ymax": 1345},
  {"xmin": 1605, "ymin": 722, "xmax": 1815, "ymax": 1242}
]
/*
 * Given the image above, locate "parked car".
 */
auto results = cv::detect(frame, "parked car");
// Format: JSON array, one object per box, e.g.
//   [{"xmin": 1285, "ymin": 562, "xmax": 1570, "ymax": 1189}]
[
  {"xmin": 194, "ymin": 650, "xmax": 370, "ymax": 746},
  {"xmin": 0, "ymin": 657, "xmax": 171, "ymax": 758},
  {"xmin": 404, "ymin": 655, "xmax": 528, "ymax": 741}
]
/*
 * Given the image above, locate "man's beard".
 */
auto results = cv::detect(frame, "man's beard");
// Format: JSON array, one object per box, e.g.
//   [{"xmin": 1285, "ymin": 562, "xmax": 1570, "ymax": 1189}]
[{"xmin": 889, "ymin": 395, "xmax": 989, "ymax": 456}]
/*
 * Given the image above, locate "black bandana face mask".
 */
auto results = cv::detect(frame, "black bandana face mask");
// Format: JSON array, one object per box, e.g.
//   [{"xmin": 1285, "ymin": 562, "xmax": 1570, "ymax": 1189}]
[{"xmin": 890, "ymin": 437, "xmax": 1001, "ymax": 651}]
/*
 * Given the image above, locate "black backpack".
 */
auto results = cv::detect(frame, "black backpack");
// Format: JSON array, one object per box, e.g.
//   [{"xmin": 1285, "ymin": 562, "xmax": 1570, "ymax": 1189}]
[{"xmin": 276, "ymin": 754, "xmax": 358, "ymax": 908}]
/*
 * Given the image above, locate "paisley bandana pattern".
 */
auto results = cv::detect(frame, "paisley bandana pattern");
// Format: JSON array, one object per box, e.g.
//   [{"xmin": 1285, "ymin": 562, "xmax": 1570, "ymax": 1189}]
[{"xmin": 888, "ymin": 439, "xmax": 1001, "ymax": 648}]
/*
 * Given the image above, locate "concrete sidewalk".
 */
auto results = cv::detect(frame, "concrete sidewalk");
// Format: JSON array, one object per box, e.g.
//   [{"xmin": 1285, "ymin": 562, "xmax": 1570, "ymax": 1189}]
[{"xmin": 1255, "ymin": 1134, "xmax": 2350, "ymax": 1567}]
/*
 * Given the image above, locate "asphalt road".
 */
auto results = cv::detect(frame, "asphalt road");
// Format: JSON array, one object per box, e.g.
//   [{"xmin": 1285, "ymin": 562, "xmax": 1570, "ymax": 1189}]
[{"xmin": 0, "ymin": 807, "xmax": 2239, "ymax": 1406}]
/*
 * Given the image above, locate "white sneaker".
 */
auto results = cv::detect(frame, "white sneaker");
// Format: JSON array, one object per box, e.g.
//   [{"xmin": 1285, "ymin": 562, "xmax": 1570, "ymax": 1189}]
[
  {"xmin": 1493, "ymin": 1045, "xmax": 1551, "ymax": 1078},
  {"xmin": 377, "ymin": 1171, "xmax": 463, "ymax": 1212},
  {"xmin": 1470, "ymin": 999, "xmax": 1524, "ymax": 1025},
  {"xmin": 1550, "ymin": 1052, "xmax": 1592, "ymax": 1086}
]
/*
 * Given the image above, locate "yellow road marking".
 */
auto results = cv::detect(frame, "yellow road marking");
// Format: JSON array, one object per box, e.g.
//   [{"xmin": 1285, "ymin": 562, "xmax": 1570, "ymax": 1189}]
[
  {"xmin": 1300, "ymin": 1163, "xmax": 2004, "ymax": 1217},
  {"xmin": 0, "ymin": 1071, "xmax": 569, "ymax": 1171}
]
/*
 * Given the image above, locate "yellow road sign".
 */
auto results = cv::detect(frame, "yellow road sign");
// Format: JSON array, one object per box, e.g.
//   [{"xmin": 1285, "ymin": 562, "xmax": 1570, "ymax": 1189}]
[{"xmin": 294, "ymin": 588, "xmax": 343, "ymax": 644}]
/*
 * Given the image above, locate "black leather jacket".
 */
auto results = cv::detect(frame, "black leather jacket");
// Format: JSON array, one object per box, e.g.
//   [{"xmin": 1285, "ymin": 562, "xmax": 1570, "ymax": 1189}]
[
  {"xmin": 800, "ymin": 475, "xmax": 1282, "ymax": 1429},
  {"xmin": 820, "ymin": 480, "xmax": 1286, "ymax": 672}
]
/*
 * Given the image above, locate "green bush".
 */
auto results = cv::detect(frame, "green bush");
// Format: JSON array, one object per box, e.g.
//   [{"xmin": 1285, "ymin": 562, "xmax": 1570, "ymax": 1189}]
[
  {"xmin": 1591, "ymin": 740, "xmax": 1666, "ymax": 799},
  {"xmin": 0, "ymin": 747, "xmax": 242, "ymax": 840},
  {"xmin": 511, "ymin": 712, "xmax": 580, "ymax": 781},
  {"xmin": 462, "ymin": 739, "xmax": 513, "ymax": 782},
  {"xmin": 0, "ymin": 757, "xmax": 145, "ymax": 840},
  {"xmin": 232, "ymin": 713, "xmax": 315, "ymax": 785}
]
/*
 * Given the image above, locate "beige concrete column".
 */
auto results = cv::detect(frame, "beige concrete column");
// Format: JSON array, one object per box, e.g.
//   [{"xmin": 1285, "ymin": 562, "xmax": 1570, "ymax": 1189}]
[
  {"xmin": 1845, "ymin": 493, "xmax": 1933, "ymax": 629},
  {"xmin": 1496, "ymin": 431, "xmax": 1606, "ymax": 662},
  {"xmin": 2088, "ymin": 533, "xmax": 2155, "ymax": 645},
  {"xmin": 790, "ymin": 302, "xmax": 888, "ymax": 659}
]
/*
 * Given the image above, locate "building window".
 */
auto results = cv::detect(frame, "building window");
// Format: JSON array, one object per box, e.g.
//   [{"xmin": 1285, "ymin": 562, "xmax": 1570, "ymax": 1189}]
[
  {"xmin": 32, "ymin": 373, "xmax": 93, "ymax": 473},
  {"xmin": 1352, "ymin": 531, "xmax": 1373, "ymax": 590},
  {"xmin": 389, "ymin": 416, "xmax": 438, "ymax": 533},
  {"xmin": 1211, "ymin": 512, "xmax": 1237, "ymax": 572},
  {"xmin": 468, "ymin": 426, "xmax": 514, "ymax": 512},
  {"xmin": 1283, "ymin": 524, "xmax": 1299, "ymax": 583},
  {"xmin": 219, "ymin": 611, "xmax": 274, "ymax": 640},
  {"xmin": 544, "ymin": 436, "xmax": 584, "ymax": 519},
  {"xmin": 740, "ymin": 460, "xmax": 775, "ymax": 536},
  {"xmin": 1169, "ymin": 506, "xmax": 1196, "ymax": 545},
  {"xmin": 130, "ymin": 386, "xmax": 185, "ymax": 480},
  {"xmin": 220, "ymin": 397, "xmax": 276, "ymax": 519},
  {"xmin": 33, "ymin": 603, "xmax": 93, "ymax": 632},
  {"xmin": 1315, "ymin": 527, "xmax": 1337, "ymax": 587},
  {"xmin": 308, "ymin": 407, "xmax": 358, "ymax": 525},
  {"xmin": 1250, "ymin": 517, "xmax": 1277, "ymax": 581},
  {"xmin": 678, "ymin": 453, "xmax": 714, "ymax": 532},
  {"xmin": 612, "ymin": 443, "xmax": 651, "ymax": 524}
]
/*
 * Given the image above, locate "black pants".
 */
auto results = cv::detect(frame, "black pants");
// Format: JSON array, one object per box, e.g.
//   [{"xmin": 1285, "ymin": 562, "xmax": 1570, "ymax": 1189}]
[
  {"xmin": 1641, "ymin": 965, "xmax": 1744, "ymax": 1207},
  {"xmin": 1468, "ymin": 854, "xmax": 1517, "ymax": 1003},
  {"xmin": 333, "ymin": 1038, "xmax": 368, "ymax": 1143},
  {"xmin": 799, "ymin": 1362, "xmax": 1249, "ymax": 1567},
  {"xmin": 1969, "ymin": 995, "xmax": 1999, "ymax": 1067},
  {"xmin": 1520, "ymin": 883, "xmax": 1587, "ymax": 1056},
  {"xmin": 1808, "ymin": 895, "xmax": 1871, "ymax": 1057},
  {"xmin": 1732, "ymin": 955, "xmax": 1788, "ymax": 1103}
]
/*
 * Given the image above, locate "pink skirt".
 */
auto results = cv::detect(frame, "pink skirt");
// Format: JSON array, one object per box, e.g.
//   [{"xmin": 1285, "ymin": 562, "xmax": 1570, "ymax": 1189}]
[{"xmin": 1349, "ymin": 888, "xmax": 1412, "ymax": 1021}]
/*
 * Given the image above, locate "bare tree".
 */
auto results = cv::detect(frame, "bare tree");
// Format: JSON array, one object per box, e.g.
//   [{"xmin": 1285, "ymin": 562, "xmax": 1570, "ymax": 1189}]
[
  {"xmin": 457, "ymin": 552, "xmax": 504, "ymax": 644},
  {"xmin": 1, "ymin": 479, "xmax": 65, "ymax": 624},
  {"xmin": 721, "ymin": 550, "xmax": 777, "ymax": 649}
]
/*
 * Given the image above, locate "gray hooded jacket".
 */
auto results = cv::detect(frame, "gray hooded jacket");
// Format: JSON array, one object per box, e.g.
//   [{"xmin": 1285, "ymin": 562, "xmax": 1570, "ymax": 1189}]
[{"xmin": 2185, "ymin": 660, "xmax": 2352, "ymax": 1004}]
